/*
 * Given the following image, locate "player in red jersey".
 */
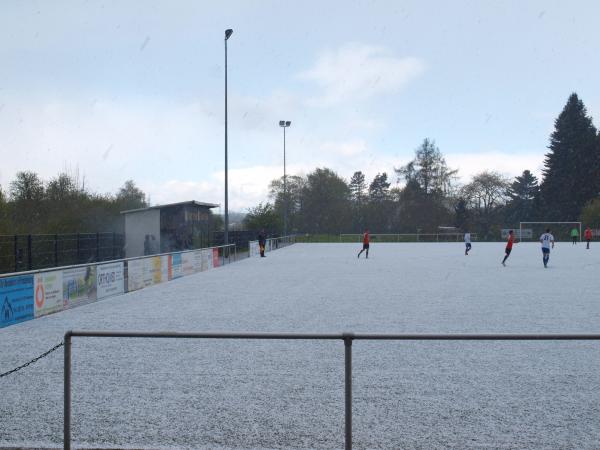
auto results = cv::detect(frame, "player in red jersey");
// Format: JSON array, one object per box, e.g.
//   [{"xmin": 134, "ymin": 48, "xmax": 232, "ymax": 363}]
[
  {"xmin": 584, "ymin": 226, "xmax": 592, "ymax": 249},
  {"xmin": 501, "ymin": 230, "xmax": 516, "ymax": 266},
  {"xmin": 357, "ymin": 229, "xmax": 370, "ymax": 258}
]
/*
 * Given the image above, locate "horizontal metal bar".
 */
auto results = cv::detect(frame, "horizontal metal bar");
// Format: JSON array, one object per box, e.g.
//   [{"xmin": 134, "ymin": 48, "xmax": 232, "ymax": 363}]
[{"xmin": 66, "ymin": 331, "xmax": 600, "ymax": 340}]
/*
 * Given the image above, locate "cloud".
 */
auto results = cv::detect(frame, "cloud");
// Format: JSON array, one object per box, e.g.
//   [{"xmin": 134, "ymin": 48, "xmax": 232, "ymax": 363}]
[
  {"xmin": 298, "ymin": 43, "xmax": 425, "ymax": 106},
  {"xmin": 446, "ymin": 151, "xmax": 545, "ymax": 183}
]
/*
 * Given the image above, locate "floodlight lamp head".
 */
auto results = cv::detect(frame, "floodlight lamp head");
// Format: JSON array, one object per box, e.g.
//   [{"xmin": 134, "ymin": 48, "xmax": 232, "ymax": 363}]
[
  {"xmin": 279, "ymin": 120, "xmax": 285, "ymax": 126},
  {"xmin": 225, "ymin": 29, "xmax": 233, "ymax": 40},
  {"xmin": 285, "ymin": 121, "xmax": 291, "ymax": 127}
]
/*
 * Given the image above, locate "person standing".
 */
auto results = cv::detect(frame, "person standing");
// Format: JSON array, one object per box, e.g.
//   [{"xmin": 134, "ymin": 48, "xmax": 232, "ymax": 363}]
[
  {"xmin": 501, "ymin": 230, "xmax": 515, "ymax": 266},
  {"xmin": 570, "ymin": 227, "xmax": 579, "ymax": 244},
  {"xmin": 464, "ymin": 231, "xmax": 472, "ymax": 255},
  {"xmin": 258, "ymin": 229, "xmax": 267, "ymax": 257},
  {"xmin": 357, "ymin": 229, "xmax": 370, "ymax": 259},
  {"xmin": 540, "ymin": 228, "xmax": 555, "ymax": 268},
  {"xmin": 584, "ymin": 226, "xmax": 592, "ymax": 249}
]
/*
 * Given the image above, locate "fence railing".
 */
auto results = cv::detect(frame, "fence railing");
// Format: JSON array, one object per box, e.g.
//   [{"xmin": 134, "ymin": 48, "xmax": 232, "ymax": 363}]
[
  {"xmin": 63, "ymin": 331, "xmax": 600, "ymax": 450},
  {"xmin": 0, "ymin": 232, "xmax": 125, "ymax": 274},
  {"xmin": 248, "ymin": 234, "xmax": 296, "ymax": 256},
  {"xmin": 338, "ymin": 233, "xmax": 477, "ymax": 243}
]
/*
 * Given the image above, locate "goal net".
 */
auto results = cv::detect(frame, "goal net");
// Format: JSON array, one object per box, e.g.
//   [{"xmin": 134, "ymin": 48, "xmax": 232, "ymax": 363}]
[{"xmin": 519, "ymin": 222, "xmax": 582, "ymax": 242}]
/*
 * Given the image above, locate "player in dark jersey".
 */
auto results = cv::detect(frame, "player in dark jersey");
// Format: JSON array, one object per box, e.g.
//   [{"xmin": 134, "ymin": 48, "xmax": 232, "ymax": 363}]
[
  {"xmin": 502, "ymin": 230, "xmax": 515, "ymax": 266},
  {"xmin": 357, "ymin": 229, "xmax": 370, "ymax": 259}
]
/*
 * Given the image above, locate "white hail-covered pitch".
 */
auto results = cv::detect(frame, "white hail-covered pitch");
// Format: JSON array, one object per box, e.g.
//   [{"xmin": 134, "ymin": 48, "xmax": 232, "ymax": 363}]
[{"xmin": 1, "ymin": 242, "xmax": 600, "ymax": 449}]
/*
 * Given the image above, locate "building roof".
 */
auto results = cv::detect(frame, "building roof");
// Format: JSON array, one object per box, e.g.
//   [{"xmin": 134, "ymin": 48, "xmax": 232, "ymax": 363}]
[{"xmin": 120, "ymin": 200, "xmax": 220, "ymax": 215}]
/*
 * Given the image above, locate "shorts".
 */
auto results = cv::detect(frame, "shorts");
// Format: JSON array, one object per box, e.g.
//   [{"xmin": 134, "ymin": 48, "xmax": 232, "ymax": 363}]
[
  {"xmin": 542, "ymin": 247, "xmax": 550, "ymax": 254},
  {"xmin": 363, "ymin": 243, "xmax": 370, "ymax": 249},
  {"xmin": 505, "ymin": 247, "xmax": 512, "ymax": 256},
  {"xmin": 465, "ymin": 243, "xmax": 472, "ymax": 249}
]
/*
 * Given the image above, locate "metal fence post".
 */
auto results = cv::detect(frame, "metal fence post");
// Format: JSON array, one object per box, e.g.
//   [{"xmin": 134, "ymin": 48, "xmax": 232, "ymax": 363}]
[
  {"xmin": 96, "ymin": 232, "xmax": 100, "ymax": 262},
  {"xmin": 64, "ymin": 332, "xmax": 72, "ymax": 450},
  {"xmin": 343, "ymin": 333, "xmax": 353, "ymax": 450}
]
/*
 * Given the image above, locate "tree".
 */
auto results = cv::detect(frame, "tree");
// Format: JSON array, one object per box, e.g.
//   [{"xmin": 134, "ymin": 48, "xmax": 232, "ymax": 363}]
[
  {"xmin": 539, "ymin": 93, "xmax": 600, "ymax": 220},
  {"xmin": 301, "ymin": 168, "xmax": 351, "ymax": 233},
  {"xmin": 116, "ymin": 180, "xmax": 148, "ymax": 211},
  {"xmin": 368, "ymin": 173, "xmax": 390, "ymax": 202},
  {"xmin": 269, "ymin": 174, "xmax": 306, "ymax": 232},
  {"xmin": 10, "ymin": 171, "xmax": 44, "ymax": 201},
  {"xmin": 244, "ymin": 202, "xmax": 281, "ymax": 232},
  {"xmin": 461, "ymin": 171, "xmax": 510, "ymax": 238},
  {"xmin": 46, "ymin": 172, "xmax": 79, "ymax": 201},
  {"xmin": 349, "ymin": 171, "xmax": 367, "ymax": 203},
  {"xmin": 580, "ymin": 198, "xmax": 600, "ymax": 227},
  {"xmin": 395, "ymin": 138, "xmax": 457, "ymax": 196},
  {"xmin": 504, "ymin": 170, "xmax": 540, "ymax": 223}
]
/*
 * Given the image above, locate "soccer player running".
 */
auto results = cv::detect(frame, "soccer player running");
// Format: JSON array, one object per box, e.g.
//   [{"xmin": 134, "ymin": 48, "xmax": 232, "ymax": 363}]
[
  {"xmin": 464, "ymin": 231, "xmax": 472, "ymax": 255},
  {"xmin": 357, "ymin": 229, "xmax": 370, "ymax": 259},
  {"xmin": 501, "ymin": 230, "xmax": 515, "ymax": 266},
  {"xmin": 540, "ymin": 228, "xmax": 555, "ymax": 268},
  {"xmin": 584, "ymin": 226, "xmax": 592, "ymax": 249}
]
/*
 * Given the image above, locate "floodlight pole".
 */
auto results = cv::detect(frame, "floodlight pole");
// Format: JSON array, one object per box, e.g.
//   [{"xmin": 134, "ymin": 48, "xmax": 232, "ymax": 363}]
[
  {"xmin": 279, "ymin": 120, "xmax": 291, "ymax": 236},
  {"xmin": 224, "ymin": 29, "xmax": 233, "ymax": 250}
]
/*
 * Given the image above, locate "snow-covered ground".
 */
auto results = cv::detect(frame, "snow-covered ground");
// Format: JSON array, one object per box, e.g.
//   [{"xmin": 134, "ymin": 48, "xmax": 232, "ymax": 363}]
[{"xmin": 1, "ymin": 242, "xmax": 600, "ymax": 449}]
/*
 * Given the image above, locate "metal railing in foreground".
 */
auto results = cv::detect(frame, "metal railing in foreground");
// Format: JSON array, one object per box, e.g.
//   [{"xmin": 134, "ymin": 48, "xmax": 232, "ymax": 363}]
[{"xmin": 63, "ymin": 331, "xmax": 600, "ymax": 450}]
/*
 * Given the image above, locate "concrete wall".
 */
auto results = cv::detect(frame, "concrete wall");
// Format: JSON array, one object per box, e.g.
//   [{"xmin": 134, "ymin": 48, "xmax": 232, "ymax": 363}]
[{"xmin": 124, "ymin": 209, "xmax": 161, "ymax": 258}]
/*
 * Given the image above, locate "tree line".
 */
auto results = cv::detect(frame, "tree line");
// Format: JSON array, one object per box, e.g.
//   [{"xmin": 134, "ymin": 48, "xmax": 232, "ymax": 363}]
[
  {"xmin": 0, "ymin": 170, "xmax": 148, "ymax": 235},
  {"xmin": 245, "ymin": 93, "xmax": 600, "ymax": 239}
]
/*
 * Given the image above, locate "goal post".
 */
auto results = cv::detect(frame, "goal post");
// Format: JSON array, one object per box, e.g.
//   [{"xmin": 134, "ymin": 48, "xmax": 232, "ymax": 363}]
[{"xmin": 519, "ymin": 222, "xmax": 582, "ymax": 242}]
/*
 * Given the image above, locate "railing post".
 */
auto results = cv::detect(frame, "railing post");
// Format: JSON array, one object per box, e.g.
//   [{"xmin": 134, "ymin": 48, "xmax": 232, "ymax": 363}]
[
  {"xmin": 96, "ymin": 232, "xmax": 100, "ymax": 262},
  {"xmin": 64, "ymin": 332, "xmax": 72, "ymax": 450},
  {"xmin": 343, "ymin": 333, "xmax": 353, "ymax": 450}
]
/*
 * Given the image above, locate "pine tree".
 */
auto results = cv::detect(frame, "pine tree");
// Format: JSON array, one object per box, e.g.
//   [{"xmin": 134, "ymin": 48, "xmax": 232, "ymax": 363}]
[
  {"xmin": 349, "ymin": 171, "xmax": 367, "ymax": 203},
  {"xmin": 505, "ymin": 170, "xmax": 540, "ymax": 222},
  {"xmin": 540, "ymin": 93, "xmax": 600, "ymax": 220},
  {"xmin": 368, "ymin": 173, "xmax": 390, "ymax": 201}
]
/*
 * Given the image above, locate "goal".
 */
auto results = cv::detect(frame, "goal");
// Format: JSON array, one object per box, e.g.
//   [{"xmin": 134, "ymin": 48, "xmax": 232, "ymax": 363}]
[{"xmin": 519, "ymin": 222, "xmax": 582, "ymax": 242}]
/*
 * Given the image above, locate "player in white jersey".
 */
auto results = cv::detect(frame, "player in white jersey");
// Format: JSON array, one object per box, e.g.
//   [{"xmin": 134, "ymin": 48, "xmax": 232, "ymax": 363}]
[
  {"xmin": 464, "ymin": 232, "xmax": 472, "ymax": 255},
  {"xmin": 539, "ymin": 228, "xmax": 555, "ymax": 268}
]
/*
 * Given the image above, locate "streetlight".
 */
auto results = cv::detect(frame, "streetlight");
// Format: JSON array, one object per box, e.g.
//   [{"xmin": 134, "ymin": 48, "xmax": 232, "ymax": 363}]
[
  {"xmin": 279, "ymin": 120, "xmax": 291, "ymax": 236},
  {"xmin": 224, "ymin": 29, "xmax": 233, "ymax": 250}
]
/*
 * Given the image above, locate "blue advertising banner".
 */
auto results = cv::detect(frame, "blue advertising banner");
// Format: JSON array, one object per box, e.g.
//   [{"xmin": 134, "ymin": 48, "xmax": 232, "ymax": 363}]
[{"xmin": 0, "ymin": 275, "xmax": 34, "ymax": 328}]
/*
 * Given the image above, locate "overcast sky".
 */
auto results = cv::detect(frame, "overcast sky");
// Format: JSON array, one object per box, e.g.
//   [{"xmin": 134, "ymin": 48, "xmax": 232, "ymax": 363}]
[{"xmin": 1, "ymin": 0, "xmax": 599, "ymax": 211}]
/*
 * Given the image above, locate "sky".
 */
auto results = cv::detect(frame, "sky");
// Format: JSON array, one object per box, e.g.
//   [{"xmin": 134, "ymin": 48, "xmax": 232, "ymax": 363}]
[{"xmin": 1, "ymin": 0, "xmax": 599, "ymax": 211}]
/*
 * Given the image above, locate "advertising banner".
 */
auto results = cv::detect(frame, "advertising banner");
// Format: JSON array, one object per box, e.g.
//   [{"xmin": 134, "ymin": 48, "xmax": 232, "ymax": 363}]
[
  {"xmin": 150, "ymin": 256, "xmax": 162, "ymax": 284},
  {"xmin": 127, "ymin": 259, "xmax": 146, "ymax": 292},
  {"xmin": 167, "ymin": 253, "xmax": 183, "ymax": 280},
  {"xmin": 63, "ymin": 266, "xmax": 97, "ymax": 308},
  {"xmin": 193, "ymin": 249, "xmax": 204, "ymax": 272},
  {"xmin": 0, "ymin": 275, "xmax": 34, "ymax": 328},
  {"xmin": 249, "ymin": 241, "xmax": 259, "ymax": 257},
  {"xmin": 161, "ymin": 255, "xmax": 170, "ymax": 282},
  {"xmin": 204, "ymin": 249, "xmax": 213, "ymax": 270},
  {"xmin": 212, "ymin": 248, "xmax": 220, "ymax": 267},
  {"xmin": 181, "ymin": 252, "xmax": 195, "ymax": 276},
  {"xmin": 34, "ymin": 271, "xmax": 63, "ymax": 318},
  {"xmin": 97, "ymin": 262, "xmax": 125, "ymax": 300}
]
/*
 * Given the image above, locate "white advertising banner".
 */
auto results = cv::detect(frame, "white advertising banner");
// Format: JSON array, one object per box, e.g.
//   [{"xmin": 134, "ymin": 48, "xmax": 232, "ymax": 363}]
[
  {"xmin": 193, "ymin": 249, "xmax": 204, "ymax": 272},
  {"xmin": 34, "ymin": 271, "xmax": 63, "ymax": 317},
  {"xmin": 127, "ymin": 258, "xmax": 156, "ymax": 292},
  {"xmin": 181, "ymin": 252, "xmax": 195, "ymax": 276},
  {"xmin": 204, "ymin": 249, "xmax": 213, "ymax": 270},
  {"xmin": 97, "ymin": 262, "xmax": 125, "ymax": 300},
  {"xmin": 160, "ymin": 255, "xmax": 170, "ymax": 282},
  {"xmin": 249, "ymin": 241, "xmax": 259, "ymax": 257}
]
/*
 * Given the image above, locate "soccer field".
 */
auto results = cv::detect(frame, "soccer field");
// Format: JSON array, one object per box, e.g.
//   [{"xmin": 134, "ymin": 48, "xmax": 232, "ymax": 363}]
[{"xmin": 1, "ymin": 242, "xmax": 600, "ymax": 449}]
